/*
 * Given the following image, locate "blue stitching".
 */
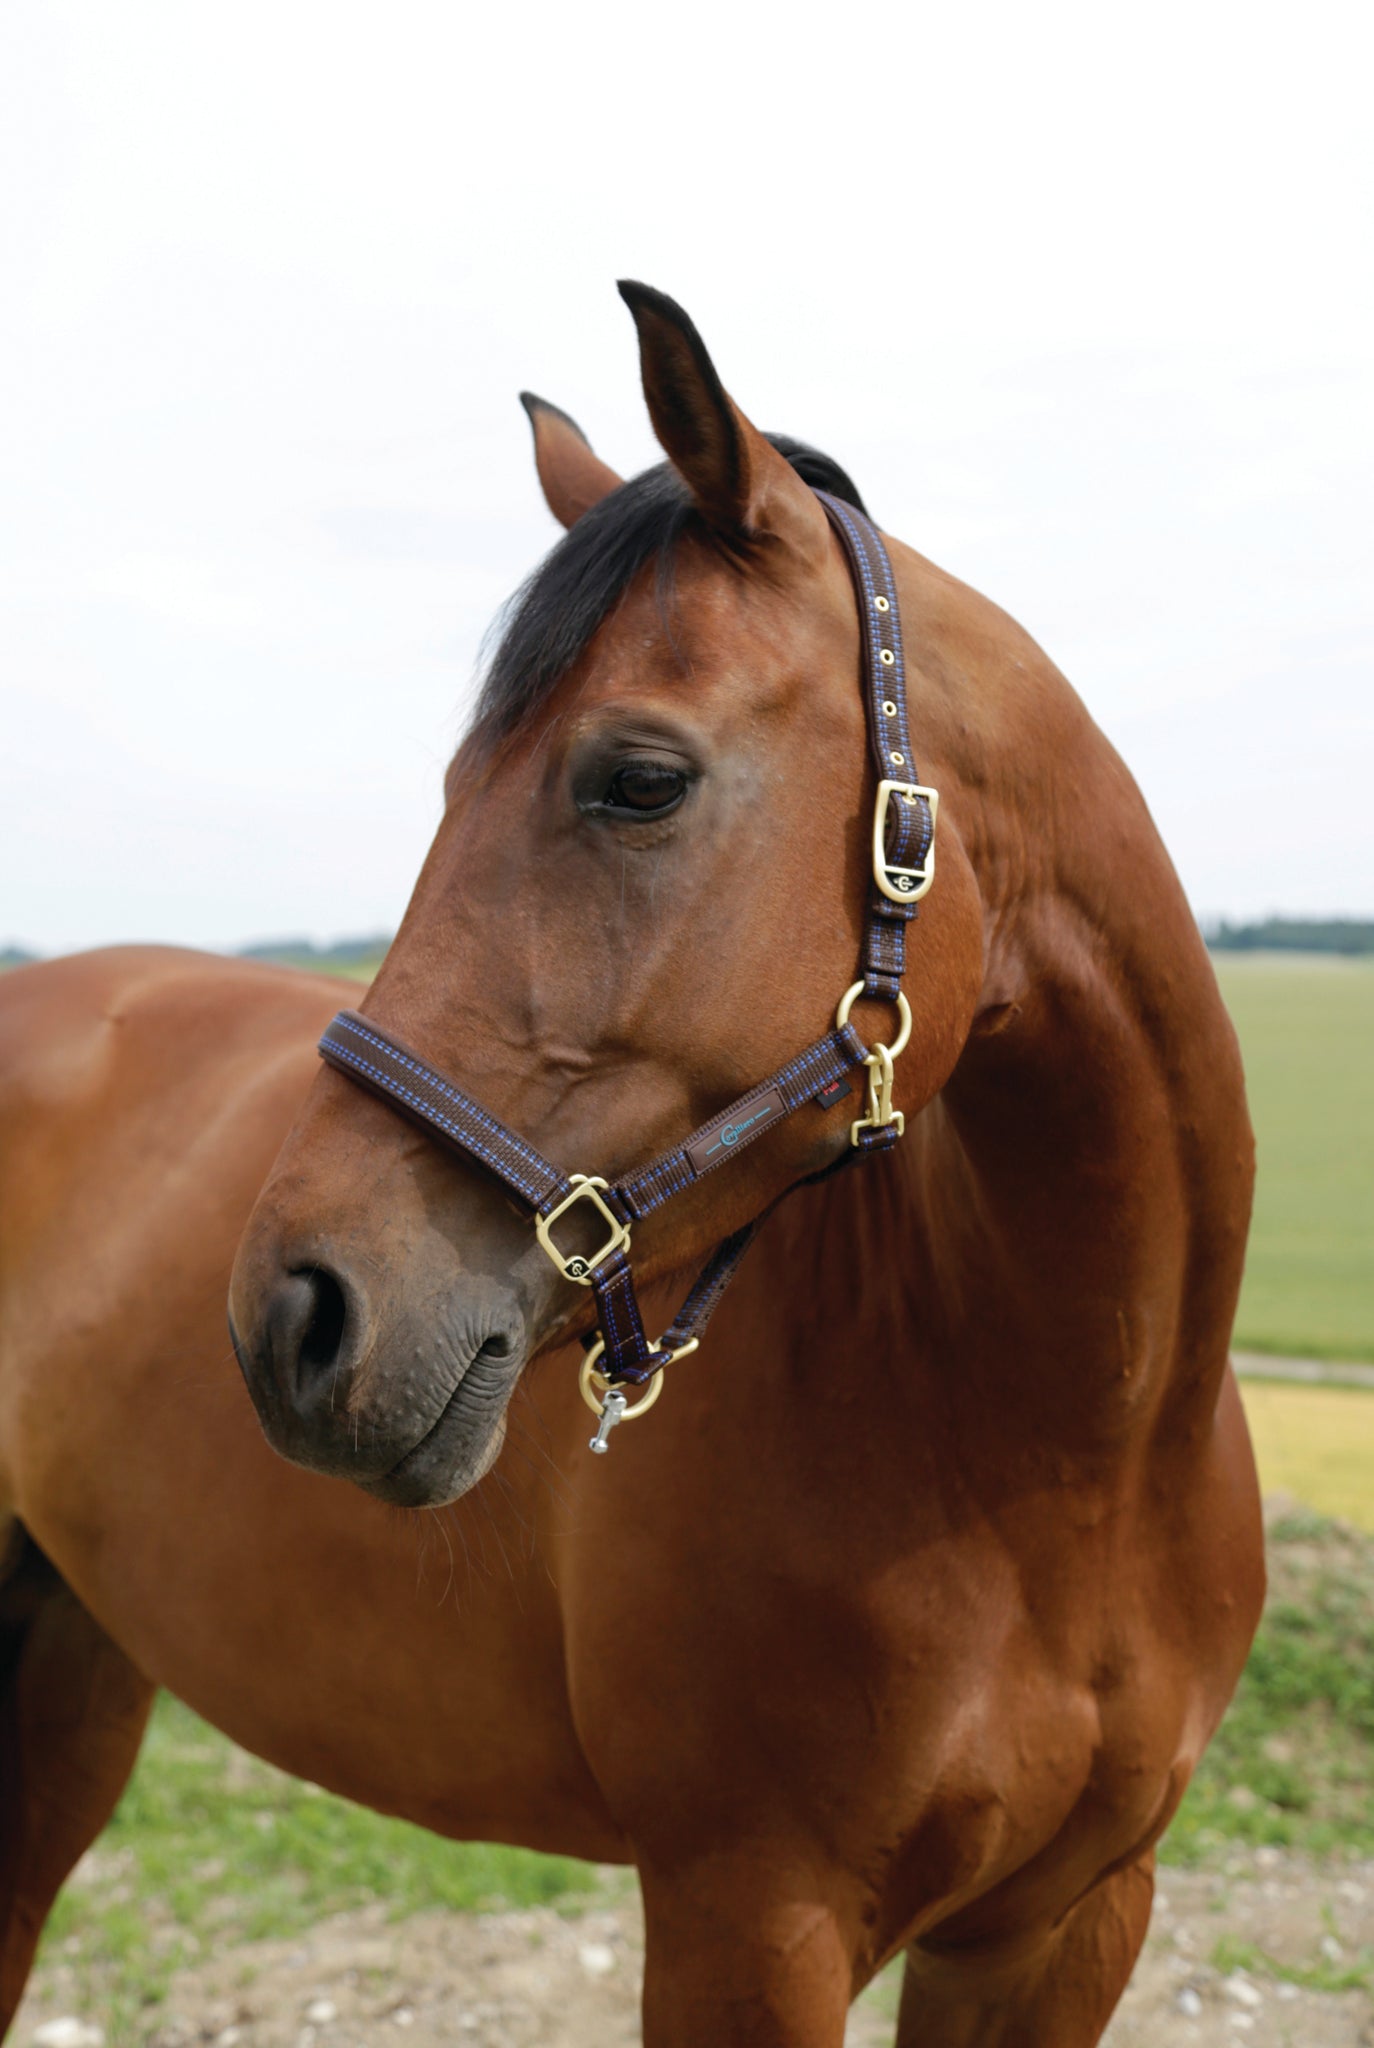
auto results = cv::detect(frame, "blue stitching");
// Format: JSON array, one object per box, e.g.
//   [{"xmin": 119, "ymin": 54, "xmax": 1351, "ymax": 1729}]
[
  {"xmin": 327, "ymin": 1017, "xmax": 562, "ymax": 1185},
  {"xmin": 323, "ymin": 1039, "xmax": 561, "ymax": 1204}
]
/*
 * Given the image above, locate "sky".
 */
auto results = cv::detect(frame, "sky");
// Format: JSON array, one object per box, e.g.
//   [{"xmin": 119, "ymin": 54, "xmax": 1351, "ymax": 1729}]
[{"xmin": 2, "ymin": 0, "xmax": 1370, "ymax": 955}]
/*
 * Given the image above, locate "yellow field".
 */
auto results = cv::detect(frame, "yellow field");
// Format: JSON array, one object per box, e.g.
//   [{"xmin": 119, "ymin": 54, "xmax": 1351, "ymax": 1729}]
[{"xmin": 1240, "ymin": 1378, "xmax": 1374, "ymax": 1531}]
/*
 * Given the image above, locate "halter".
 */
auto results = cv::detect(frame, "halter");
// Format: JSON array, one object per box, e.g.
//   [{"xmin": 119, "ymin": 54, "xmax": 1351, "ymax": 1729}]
[{"xmin": 317, "ymin": 495, "xmax": 937, "ymax": 1453}]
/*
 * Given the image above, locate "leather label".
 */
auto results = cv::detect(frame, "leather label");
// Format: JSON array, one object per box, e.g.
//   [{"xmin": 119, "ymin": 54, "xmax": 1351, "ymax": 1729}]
[{"xmin": 686, "ymin": 1089, "xmax": 787, "ymax": 1174}]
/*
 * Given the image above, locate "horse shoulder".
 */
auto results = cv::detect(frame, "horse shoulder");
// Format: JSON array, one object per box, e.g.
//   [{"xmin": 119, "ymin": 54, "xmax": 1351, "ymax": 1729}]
[{"xmin": 0, "ymin": 948, "xmax": 340, "ymax": 1504}]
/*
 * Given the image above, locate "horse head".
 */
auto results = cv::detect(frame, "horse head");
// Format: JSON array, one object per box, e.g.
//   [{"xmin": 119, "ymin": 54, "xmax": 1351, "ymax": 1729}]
[{"xmin": 228, "ymin": 284, "xmax": 984, "ymax": 1504}]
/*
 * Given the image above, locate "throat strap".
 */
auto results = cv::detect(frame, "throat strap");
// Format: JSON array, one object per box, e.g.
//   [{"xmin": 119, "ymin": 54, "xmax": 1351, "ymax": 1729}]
[{"xmin": 316, "ymin": 493, "xmax": 936, "ymax": 1390}]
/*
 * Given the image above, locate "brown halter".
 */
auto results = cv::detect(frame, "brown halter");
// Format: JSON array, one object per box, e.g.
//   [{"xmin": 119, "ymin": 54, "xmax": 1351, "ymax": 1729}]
[{"xmin": 317, "ymin": 494, "xmax": 936, "ymax": 1452}]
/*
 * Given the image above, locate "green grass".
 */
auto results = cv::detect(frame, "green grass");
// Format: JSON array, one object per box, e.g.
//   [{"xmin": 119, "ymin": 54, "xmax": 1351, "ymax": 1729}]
[
  {"xmin": 1213, "ymin": 954, "xmax": 1374, "ymax": 1361},
  {"xmin": 1211, "ymin": 1931, "xmax": 1374, "ymax": 1997},
  {"xmin": 1163, "ymin": 1511, "xmax": 1374, "ymax": 1866},
  {"xmin": 38, "ymin": 1696, "xmax": 602, "ymax": 2031}
]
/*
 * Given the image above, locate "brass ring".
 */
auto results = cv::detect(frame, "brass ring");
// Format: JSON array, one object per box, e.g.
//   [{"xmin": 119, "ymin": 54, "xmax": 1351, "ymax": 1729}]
[
  {"xmin": 835, "ymin": 981, "xmax": 913, "ymax": 1060},
  {"xmin": 577, "ymin": 1333, "xmax": 698, "ymax": 1422},
  {"xmin": 579, "ymin": 1343, "xmax": 665, "ymax": 1422}
]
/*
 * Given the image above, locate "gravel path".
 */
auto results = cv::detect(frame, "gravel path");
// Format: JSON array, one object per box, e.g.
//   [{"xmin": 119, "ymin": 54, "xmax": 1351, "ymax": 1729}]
[
  {"xmin": 1235, "ymin": 1353, "xmax": 1374, "ymax": 1391},
  {"xmin": 20, "ymin": 1849, "xmax": 1372, "ymax": 2047}
]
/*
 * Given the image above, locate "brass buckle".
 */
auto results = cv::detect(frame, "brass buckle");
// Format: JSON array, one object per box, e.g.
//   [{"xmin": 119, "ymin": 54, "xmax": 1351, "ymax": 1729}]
[
  {"xmin": 534, "ymin": 1175, "xmax": 630, "ymax": 1285},
  {"xmin": 872, "ymin": 780, "xmax": 939, "ymax": 904}
]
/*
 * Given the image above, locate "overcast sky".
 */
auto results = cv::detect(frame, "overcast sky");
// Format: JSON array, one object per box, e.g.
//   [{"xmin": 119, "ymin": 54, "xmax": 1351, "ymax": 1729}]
[{"xmin": 2, "ymin": 0, "xmax": 1369, "ymax": 955}]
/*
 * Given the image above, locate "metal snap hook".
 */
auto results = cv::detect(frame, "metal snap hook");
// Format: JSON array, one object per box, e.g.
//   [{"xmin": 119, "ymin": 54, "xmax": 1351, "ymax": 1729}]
[
  {"xmin": 577, "ymin": 1334, "xmax": 698, "ymax": 1453},
  {"xmin": 835, "ymin": 984, "xmax": 912, "ymax": 1148}
]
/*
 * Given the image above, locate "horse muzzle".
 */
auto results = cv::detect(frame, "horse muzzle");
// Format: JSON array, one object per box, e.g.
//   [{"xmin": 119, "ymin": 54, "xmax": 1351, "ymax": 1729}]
[{"xmin": 227, "ymin": 1234, "xmax": 531, "ymax": 1508}]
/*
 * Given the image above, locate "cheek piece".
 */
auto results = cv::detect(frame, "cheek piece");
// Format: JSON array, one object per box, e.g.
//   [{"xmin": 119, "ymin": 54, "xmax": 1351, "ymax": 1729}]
[{"xmin": 317, "ymin": 496, "xmax": 937, "ymax": 1452}]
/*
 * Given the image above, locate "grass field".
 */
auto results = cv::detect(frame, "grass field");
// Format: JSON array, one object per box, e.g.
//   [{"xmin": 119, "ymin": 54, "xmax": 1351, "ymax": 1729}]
[
  {"xmin": 1164, "ymin": 1509, "xmax": 1374, "ymax": 1870},
  {"xmin": 1213, "ymin": 955, "xmax": 1374, "ymax": 1361},
  {"xmin": 39, "ymin": 1700, "xmax": 602, "ymax": 2036}
]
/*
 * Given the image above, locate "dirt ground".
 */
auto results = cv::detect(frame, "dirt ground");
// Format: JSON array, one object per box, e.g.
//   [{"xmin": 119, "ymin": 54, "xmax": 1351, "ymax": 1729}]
[{"xmin": 18, "ymin": 1847, "xmax": 1372, "ymax": 2047}]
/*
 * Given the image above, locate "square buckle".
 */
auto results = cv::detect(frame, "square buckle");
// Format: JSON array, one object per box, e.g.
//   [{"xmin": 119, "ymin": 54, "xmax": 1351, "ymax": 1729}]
[
  {"xmin": 872, "ymin": 780, "xmax": 939, "ymax": 903},
  {"xmin": 535, "ymin": 1175, "xmax": 631, "ymax": 1285}
]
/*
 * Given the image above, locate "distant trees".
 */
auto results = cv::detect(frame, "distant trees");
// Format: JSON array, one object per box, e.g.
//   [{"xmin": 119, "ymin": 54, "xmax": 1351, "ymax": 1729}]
[
  {"xmin": 1206, "ymin": 918, "xmax": 1374, "ymax": 956},
  {"xmin": 238, "ymin": 934, "xmax": 392, "ymax": 971},
  {"xmin": 2, "ymin": 937, "xmax": 393, "ymax": 974}
]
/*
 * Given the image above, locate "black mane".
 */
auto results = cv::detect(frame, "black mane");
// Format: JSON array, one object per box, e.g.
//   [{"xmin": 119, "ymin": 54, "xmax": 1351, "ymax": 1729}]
[{"xmin": 472, "ymin": 436, "xmax": 867, "ymax": 739}]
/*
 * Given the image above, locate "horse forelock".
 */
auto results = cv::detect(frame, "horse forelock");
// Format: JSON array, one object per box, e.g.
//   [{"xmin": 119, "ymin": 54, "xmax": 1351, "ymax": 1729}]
[{"xmin": 470, "ymin": 436, "xmax": 867, "ymax": 742}]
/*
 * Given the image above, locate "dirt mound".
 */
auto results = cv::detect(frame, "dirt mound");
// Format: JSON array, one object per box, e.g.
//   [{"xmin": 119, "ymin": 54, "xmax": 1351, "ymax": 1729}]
[{"xmin": 19, "ymin": 1848, "xmax": 1371, "ymax": 2047}]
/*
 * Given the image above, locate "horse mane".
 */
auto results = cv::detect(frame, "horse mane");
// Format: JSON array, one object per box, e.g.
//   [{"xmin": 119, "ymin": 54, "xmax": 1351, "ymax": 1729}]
[{"xmin": 471, "ymin": 435, "xmax": 868, "ymax": 740}]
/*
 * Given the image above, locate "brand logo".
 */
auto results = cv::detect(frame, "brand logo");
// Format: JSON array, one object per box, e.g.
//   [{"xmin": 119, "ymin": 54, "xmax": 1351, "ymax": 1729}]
[
  {"xmin": 711, "ymin": 1106, "xmax": 768, "ymax": 1156},
  {"xmin": 684, "ymin": 1088, "xmax": 787, "ymax": 1175},
  {"xmin": 565, "ymin": 1256, "xmax": 590, "ymax": 1279}
]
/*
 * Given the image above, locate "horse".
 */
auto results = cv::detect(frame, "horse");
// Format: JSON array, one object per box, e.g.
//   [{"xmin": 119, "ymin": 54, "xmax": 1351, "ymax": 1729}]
[{"xmin": 0, "ymin": 281, "xmax": 1263, "ymax": 2046}]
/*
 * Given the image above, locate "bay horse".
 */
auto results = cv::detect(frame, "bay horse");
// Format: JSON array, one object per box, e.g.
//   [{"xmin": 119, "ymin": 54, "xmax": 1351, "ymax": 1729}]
[{"xmin": 0, "ymin": 283, "xmax": 1263, "ymax": 2045}]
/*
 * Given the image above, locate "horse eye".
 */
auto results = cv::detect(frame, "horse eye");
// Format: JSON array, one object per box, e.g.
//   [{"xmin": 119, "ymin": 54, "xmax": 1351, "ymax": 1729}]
[{"xmin": 603, "ymin": 764, "xmax": 687, "ymax": 816}]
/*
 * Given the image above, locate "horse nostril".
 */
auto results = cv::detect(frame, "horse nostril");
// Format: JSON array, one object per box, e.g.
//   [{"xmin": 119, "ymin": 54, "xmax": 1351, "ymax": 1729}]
[
  {"xmin": 260, "ymin": 1265, "xmax": 352, "ymax": 1402},
  {"xmin": 293, "ymin": 1266, "xmax": 349, "ymax": 1378}
]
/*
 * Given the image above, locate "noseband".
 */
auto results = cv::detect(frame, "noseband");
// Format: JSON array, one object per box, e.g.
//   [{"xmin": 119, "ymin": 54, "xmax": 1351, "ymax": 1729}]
[{"xmin": 318, "ymin": 496, "xmax": 937, "ymax": 1452}]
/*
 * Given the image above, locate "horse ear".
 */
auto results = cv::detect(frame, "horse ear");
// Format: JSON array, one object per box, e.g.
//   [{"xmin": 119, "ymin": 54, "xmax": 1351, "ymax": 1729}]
[
  {"xmin": 519, "ymin": 393, "xmax": 624, "ymax": 529},
  {"xmin": 616, "ymin": 280, "xmax": 829, "ymax": 560}
]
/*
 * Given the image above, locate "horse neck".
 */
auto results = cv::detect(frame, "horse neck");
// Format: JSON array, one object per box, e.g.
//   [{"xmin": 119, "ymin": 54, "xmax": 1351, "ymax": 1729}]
[{"xmin": 813, "ymin": 541, "xmax": 1253, "ymax": 1443}]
